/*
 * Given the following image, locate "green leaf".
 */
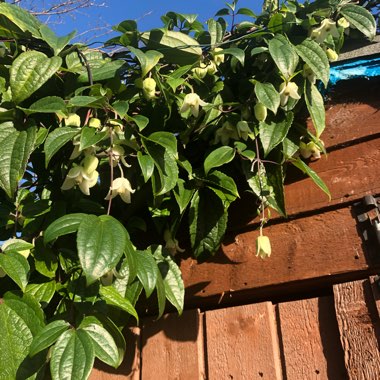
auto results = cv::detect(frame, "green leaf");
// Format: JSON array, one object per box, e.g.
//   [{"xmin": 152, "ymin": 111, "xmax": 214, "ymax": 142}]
[
  {"xmin": 25, "ymin": 281, "xmax": 56, "ymax": 305},
  {"xmin": 128, "ymin": 46, "xmax": 163, "ymax": 77},
  {"xmin": 39, "ymin": 25, "xmax": 76, "ymax": 55},
  {"xmin": 0, "ymin": 3, "xmax": 42, "ymax": 38},
  {"xmin": 10, "ymin": 51, "xmax": 62, "ymax": 104},
  {"xmin": 82, "ymin": 323, "xmax": 121, "ymax": 368},
  {"xmin": 137, "ymin": 152, "xmax": 155, "ymax": 182},
  {"xmin": 148, "ymin": 131, "xmax": 178, "ymax": 156},
  {"xmin": 44, "ymin": 213, "xmax": 87, "ymax": 244},
  {"xmin": 44, "ymin": 127, "xmax": 79, "ymax": 167},
  {"xmin": 259, "ymin": 112, "xmax": 294, "ymax": 157},
  {"xmin": 77, "ymin": 215, "xmax": 126, "ymax": 285},
  {"xmin": 141, "ymin": 135, "xmax": 179, "ymax": 195},
  {"xmin": 291, "ymin": 157, "xmax": 331, "ymax": 199},
  {"xmin": 112, "ymin": 100, "xmax": 129, "ymax": 119},
  {"xmin": 217, "ymin": 48, "xmax": 245, "ymax": 66},
  {"xmin": 268, "ymin": 35, "xmax": 299, "ymax": 78},
  {"xmin": 0, "ymin": 122, "xmax": 36, "ymax": 198},
  {"xmin": 189, "ymin": 189, "xmax": 228, "ymax": 257},
  {"xmin": 173, "ymin": 179, "xmax": 195, "ymax": 214},
  {"xmin": 68, "ymin": 95, "xmax": 105, "ymax": 108},
  {"xmin": 19, "ymin": 96, "xmax": 68, "ymax": 116},
  {"xmin": 50, "ymin": 329, "xmax": 95, "ymax": 380},
  {"xmin": 135, "ymin": 249, "xmax": 159, "ymax": 298},
  {"xmin": 207, "ymin": 19, "xmax": 224, "ymax": 46},
  {"xmin": 128, "ymin": 114, "xmax": 149, "ymax": 131},
  {"xmin": 254, "ymin": 82, "xmax": 281, "ymax": 114},
  {"xmin": 295, "ymin": 39, "xmax": 330, "ymax": 87},
  {"xmin": 340, "ymin": 4, "xmax": 376, "ymax": 40},
  {"xmin": 156, "ymin": 254, "xmax": 184, "ymax": 315},
  {"xmin": 79, "ymin": 126, "xmax": 108, "ymax": 151},
  {"xmin": 33, "ymin": 238, "xmax": 58, "ymax": 278},
  {"xmin": 29, "ymin": 320, "xmax": 70, "ymax": 357},
  {"xmin": 125, "ymin": 281, "xmax": 144, "ymax": 306},
  {"xmin": 155, "ymin": 273, "xmax": 166, "ymax": 319},
  {"xmin": 3, "ymin": 292, "xmax": 45, "ymax": 336},
  {"xmin": 78, "ymin": 60, "xmax": 125, "ymax": 82},
  {"xmin": 204, "ymin": 170, "xmax": 239, "ymax": 206},
  {"xmin": 1, "ymin": 239, "xmax": 34, "ymax": 253},
  {"xmin": 236, "ymin": 7, "xmax": 256, "ymax": 17},
  {"xmin": 204, "ymin": 146, "xmax": 235, "ymax": 175},
  {"xmin": 0, "ymin": 303, "xmax": 33, "ymax": 380},
  {"xmin": 99, "ymin": 286, "xmax": 139, "ymax": 321},
  {"xmin": 0, "ymin": 251, "xmax": 30, "ymax": 291},
  {"xmin": 141, "ymin": 29, "xmax": 202, "ymax": 65},
  {"xmin": 305, "ymin": 82, "xmax": 325, "ymax": 138}
]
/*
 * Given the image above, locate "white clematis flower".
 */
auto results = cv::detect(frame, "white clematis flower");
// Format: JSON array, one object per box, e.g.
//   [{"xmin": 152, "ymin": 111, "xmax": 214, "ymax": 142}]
[
  {"xmin": 61, "ymin": 155, "xmax": 99, "ymax": 196},
  {"xmin": 311, "ymin": 19, "xmax": 340, "ymax": 44},
  {"xmin": 105, "ymin": 177, "xmax": 135, "ymax": 204},
  {"xmin": 279, "ymin": 81, "xmax": 301, "ymax": 106},
  {"xmin": 256, "ymin": 235, "xmax": 271, "ymax": 259},
  {"xmin": 180, "ymin": 93, "xmax": 208, "ymax": 118}
]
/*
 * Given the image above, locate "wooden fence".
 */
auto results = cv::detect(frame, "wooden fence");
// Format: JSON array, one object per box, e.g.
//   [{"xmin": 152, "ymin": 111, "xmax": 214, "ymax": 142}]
[
  {"xmin": 89, "ymin": 77, "xmax": 380, "ymax": 379},
  {"xmin": 91, "ymin": 276, "xmax": 380, "ymax": 380}
]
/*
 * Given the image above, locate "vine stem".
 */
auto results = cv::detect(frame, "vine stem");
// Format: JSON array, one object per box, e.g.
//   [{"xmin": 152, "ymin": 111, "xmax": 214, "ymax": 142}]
[{"xmin": 107, "ymin": 126, "xmax": 114, "ymax": 216}]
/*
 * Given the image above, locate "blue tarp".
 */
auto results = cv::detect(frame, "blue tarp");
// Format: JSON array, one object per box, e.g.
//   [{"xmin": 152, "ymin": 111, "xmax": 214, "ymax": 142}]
[{"xmin": 329, "ymin": 54, "xmax": 380, "ymax": 85}]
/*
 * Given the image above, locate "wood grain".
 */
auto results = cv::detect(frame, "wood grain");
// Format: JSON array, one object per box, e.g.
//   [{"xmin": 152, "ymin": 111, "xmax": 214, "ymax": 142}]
[
  {"xmin": 309, "ymin": 102, "xmax": 380, "ymax": 149},
  {"xmin": 205, "ymin": 302, "xmax": 282, "ymax": 379},
  {"xmin": 182, "ymin": 206, "xmax": 375, "ymax": 309},
  {"xmin": 141, "ymin": 309, "xmax": 205, "ymax": 380},
  {"xmin": 334, "ymin": 280, "xmax": 380, "ymax": 380},
  {"xmin": 89, "ymin": 327, "xmax": 141, "ymax": 380},
  {"xmin": 278, "ymin": 296, "xmax": 347, "ymax": 380}
]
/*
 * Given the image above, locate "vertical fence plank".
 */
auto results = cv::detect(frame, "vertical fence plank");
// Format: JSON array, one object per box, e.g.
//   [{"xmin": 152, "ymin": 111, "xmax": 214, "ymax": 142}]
[
  {"xmin": 141, "ymin": 309, "xmax": 205, "ymax": 380},
  {"xmin": 205, "ymin": 302, "xmax": 282, "ymax": 380},
  {"xmin": 334, "ymin": 280, "xmax": 380, "ymax": 380},
  {"xmin": 90, "ymin": 326, "xmax": 141, "ymax": 380},
  {"xmin": 277, "ymin": 296, "xmax": 347, "ymax": 380}
]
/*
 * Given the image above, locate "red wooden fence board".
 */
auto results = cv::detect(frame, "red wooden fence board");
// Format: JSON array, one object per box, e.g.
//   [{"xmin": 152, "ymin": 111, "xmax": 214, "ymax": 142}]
[
  {"xmin": 181, "ymin": 206, "xmax": 375, "ymax": 309},
  {"xmin": 334, "ymin": 280, "xmax": 380, "ymax": 380},
  {"xmin": 205, "ymin": 302, "xmax": 282, "ymax": 379},
  {"xmin": 278, "ymin": 296, "xmax": 347, "ymax": 379},
  {"xmin": 140, "ymin": 309, "xmax": 205, "ymax": 380}
]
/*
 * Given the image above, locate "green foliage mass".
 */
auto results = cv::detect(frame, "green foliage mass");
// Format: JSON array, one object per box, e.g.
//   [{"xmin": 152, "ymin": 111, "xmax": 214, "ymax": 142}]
[{"xmin": 0, "ymin": 0, "xmax": 375, "ymax": 377}]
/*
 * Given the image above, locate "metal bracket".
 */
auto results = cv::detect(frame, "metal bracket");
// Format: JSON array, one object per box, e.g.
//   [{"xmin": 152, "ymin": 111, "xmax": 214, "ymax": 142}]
[{"xmin": 354, "ymin": 195, "xmax": 380, "ymax": 247}]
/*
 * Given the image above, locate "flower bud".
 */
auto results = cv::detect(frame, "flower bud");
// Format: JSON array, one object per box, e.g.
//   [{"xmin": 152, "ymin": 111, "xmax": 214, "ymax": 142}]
[
  {"xmin": 65, "ymin": 113, "xmax": 81, "ymax": 127},
  {"xmin": 207, "ymin": 61, "xmax": 217, "ymax": 75},
  {"xmin": 256, "ymin": 235, "xmax": 271, "ymax": 259},
  {"xmin": 142, "ymin": 77, "xmax": 156, "ymax": 100},
  {"xmin": 212, "ymin": 47, "xmax": 225, "ymax": 65},
  {"xmin": 254, "ymin": 103, "xmax": 268, "ymax": 122},
  {"xmin": 326, "ymin": 48, "xmax": 338, "ymax": 62},
  {"xmin": 192, "ymin": 66, "xmax": 208, "ymax": 79},
  {"xmin": 82, "ymin": 155, "xmax": 99, "ymax": 174},
  {"xmin": 88, "ymin": 117, "xmax": 102, "ymax": 129}
]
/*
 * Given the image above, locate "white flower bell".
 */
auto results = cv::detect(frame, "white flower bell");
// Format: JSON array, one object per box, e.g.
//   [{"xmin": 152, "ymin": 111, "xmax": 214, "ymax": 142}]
[
  {"xmin": 256, "ymin": 235, "xmax": 271, "ymax": 259},
  {"xmin": 311, "ymin": 19, "xmax": 340, "ymax": 44},
  {"xmin": 180, "ymin": 93, "xmax": 207, "ymax": 118},
  {"xmin": 61, "ymin": 155, "xmax": 99, "ymax": 196},
  {"xmin": 105, "ymin": 176, "xmax": 135, "ymax": 204},
  {"xmin": 279, "ymin": 81, "xmax": 301, "ymax": 106}
]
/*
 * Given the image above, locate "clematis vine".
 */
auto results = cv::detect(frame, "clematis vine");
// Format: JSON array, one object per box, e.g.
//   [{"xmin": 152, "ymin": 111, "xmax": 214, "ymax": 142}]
[
  {"xmin": 299, "ymin": 141, "xmax": 322, "ymax": 161},
  {"xmin": 214, "ymin": 121, "xmax": 239, "ymax": 145},
  {"xmin": 61, "ymin": 155, "xmax": 99, "ymax": 196},
  {"xmin": 180, "ymin": 93, "xmax": 208, "ymax": 117},
  {"xmin": 105, "ymin": 176, "xmax": 135, "ymax": 204},
  {"xmin": 279, "ymin": 81, "xmax": 301, "ymax": 106},
  {"xmin": 310, "ymin": 18, "xmax": 340, "ymax": 43}
]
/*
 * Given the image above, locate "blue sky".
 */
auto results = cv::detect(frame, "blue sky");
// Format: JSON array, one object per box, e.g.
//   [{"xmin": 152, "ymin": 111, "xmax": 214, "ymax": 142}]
[{"xmin": 52, "ymin": 0, "xmax": 263, "ymax": 42}]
